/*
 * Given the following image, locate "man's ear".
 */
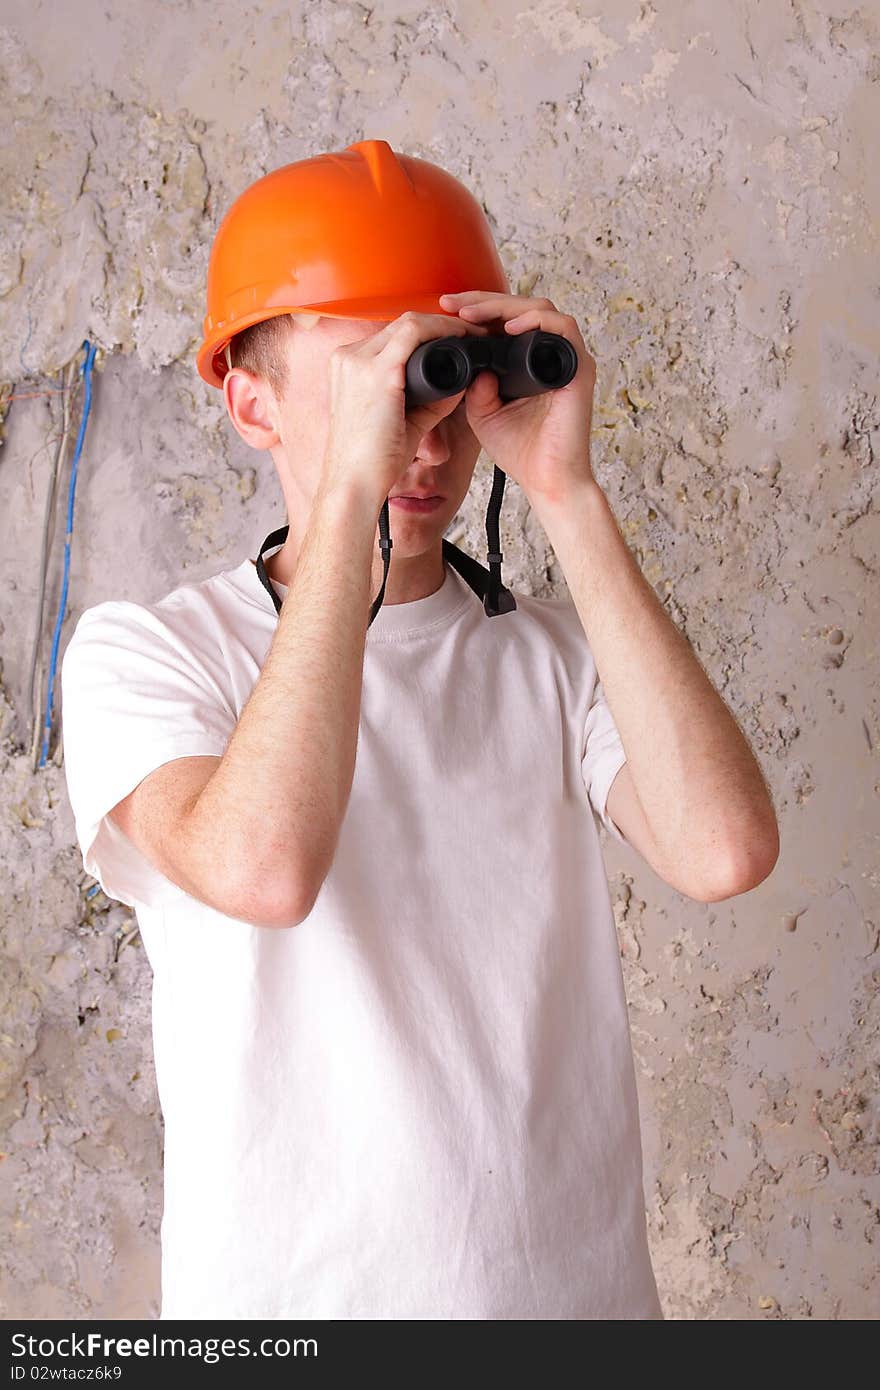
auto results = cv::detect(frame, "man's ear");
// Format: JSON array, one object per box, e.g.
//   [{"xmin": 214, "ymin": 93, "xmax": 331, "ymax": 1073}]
[{"xmin": 223, "ymin": 369, "xmax": 281, "ymax": 452}]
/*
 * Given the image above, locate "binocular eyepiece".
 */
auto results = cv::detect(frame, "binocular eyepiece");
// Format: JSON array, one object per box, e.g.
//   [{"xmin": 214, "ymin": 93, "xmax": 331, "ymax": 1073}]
[{"xmin": 404, "ymin": 328, "xmax": 577, "ymax": 407}]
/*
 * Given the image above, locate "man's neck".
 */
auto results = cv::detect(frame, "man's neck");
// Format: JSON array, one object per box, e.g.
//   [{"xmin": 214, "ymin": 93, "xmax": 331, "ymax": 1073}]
[{"xmin": 254, "ymin": 542, "xmax": 447, "ymax": 606}]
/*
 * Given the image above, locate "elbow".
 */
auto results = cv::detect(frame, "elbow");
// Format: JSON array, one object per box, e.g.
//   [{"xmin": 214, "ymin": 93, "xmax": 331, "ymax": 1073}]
[
  {"xmin": 271, "ymin": 843, "xmax": 338, "ymax": 927},
  {"xmin": 260, "ymin": 893, "xmax": 315, "ymax": 930},
  {"xmin": 234, "ymin": 862, "xmax": 323, "ymax": 930},
  {"xmin": 232, "ymin": 831, "xmax": 338, "ymax": 928},
  {"xmin": 266, "ymin": 875, "xmax": 321, "ymax": 929},
  {"xmin": 689, "ymin": 820, "xmax": 781, "ymax": 903}
]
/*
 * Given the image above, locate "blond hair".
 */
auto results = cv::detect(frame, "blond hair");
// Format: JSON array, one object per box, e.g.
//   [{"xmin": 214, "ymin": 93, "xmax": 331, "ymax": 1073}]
[{"xmin": 224, "ymin": 311, "xmax": 322, "ymax": 399}]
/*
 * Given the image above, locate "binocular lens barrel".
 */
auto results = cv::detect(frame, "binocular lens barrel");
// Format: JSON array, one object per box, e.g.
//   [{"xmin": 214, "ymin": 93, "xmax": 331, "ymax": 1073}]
[{"xmin": 406, "ymin": 329, "xmax": 577, "ymax": 407}]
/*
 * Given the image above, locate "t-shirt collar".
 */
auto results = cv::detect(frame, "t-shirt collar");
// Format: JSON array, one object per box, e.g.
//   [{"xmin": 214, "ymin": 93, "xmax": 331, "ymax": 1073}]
[{"xmin": 234, "ymin": 553, "xmax": 471, "ymax": 640}]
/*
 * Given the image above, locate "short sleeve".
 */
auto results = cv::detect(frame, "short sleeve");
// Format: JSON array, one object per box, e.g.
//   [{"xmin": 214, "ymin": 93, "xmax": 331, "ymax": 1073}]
[
  {"xmin": 581, "ymin": 677, "xmax": 630, "ymax": 847},
  {"xmin": 60, "ymin": 600, "xmax": 237, "ymax": 910}
]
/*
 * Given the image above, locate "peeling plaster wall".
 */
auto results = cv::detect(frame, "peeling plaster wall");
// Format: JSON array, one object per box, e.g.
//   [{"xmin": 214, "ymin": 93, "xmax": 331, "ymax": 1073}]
[{"xmin": 1, "ymin": 1, "xmax": 878, "ymax": 1320}]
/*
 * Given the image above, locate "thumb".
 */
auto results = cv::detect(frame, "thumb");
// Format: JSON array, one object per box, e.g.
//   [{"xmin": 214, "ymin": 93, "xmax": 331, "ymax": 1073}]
[{"xmin": 466, "ymin": 369, "xmax": 500, "ymax": 415}]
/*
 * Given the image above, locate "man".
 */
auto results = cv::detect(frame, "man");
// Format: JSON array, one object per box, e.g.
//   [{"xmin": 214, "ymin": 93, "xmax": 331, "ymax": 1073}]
[{"xmin": 61, "ymin": 143, "xmax": 779, "ymax": 1320}]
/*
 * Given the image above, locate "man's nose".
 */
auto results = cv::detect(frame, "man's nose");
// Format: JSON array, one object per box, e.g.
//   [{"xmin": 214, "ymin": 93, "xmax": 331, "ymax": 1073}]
[{"xmin": 415, "ymin": 424, "xmax": 452, "ymax": 462}]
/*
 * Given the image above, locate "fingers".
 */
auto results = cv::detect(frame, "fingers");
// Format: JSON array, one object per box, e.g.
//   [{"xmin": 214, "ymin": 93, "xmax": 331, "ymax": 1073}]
[{"xmin": 367, "ymin": 311, "xmax": 490, "ymax": 359}]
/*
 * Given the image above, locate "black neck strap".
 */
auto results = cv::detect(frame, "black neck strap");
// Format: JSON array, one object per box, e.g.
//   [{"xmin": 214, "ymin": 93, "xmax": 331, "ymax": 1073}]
[{"xmin": 255, "ymin": 467, "xmax": 518, "ymax": 624}]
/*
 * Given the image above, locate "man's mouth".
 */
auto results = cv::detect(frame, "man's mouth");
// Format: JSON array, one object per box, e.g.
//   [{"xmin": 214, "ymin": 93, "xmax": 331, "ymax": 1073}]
[{"xmin": 389, "ymin": 495, "xmax": 444, "ymax": 510}]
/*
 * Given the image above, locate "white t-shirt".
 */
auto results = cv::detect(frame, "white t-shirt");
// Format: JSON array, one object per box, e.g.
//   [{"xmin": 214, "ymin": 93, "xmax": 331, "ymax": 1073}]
[{"xmin": 60, "ymin": 551, "xmax": 663, "ymax": 1321}]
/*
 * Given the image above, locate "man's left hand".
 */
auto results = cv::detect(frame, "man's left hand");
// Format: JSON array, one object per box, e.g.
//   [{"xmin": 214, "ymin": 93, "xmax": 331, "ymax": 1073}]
[{"xmin": 438, "ymin": 290, "xmax": 597, "ymax": 504}]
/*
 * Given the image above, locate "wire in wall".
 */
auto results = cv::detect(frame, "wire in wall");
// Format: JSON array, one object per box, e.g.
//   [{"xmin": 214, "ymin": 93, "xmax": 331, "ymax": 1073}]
[
  {"xmin": 27, "ymin": 356, "xmax": 83, "ymax": 768},
  {"xmin": 37, "ymin": 339, "xmax": 99, "ymax": 770}
]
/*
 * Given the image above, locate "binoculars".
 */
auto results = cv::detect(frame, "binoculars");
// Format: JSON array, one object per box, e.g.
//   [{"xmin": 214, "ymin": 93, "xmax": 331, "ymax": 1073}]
[{"xmin": 404, "ymin": 328, "xmax": 577, "ymax": 407}]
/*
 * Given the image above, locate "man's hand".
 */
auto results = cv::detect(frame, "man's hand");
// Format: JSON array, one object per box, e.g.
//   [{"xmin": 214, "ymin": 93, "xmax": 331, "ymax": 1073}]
[{"xmin": 438, "ymin": 289, "xmax": 596, "ymax": 505}]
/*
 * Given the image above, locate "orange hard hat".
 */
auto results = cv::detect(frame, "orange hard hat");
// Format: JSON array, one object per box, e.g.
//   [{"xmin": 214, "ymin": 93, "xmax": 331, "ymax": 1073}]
[{"xmin": 196, "ymin": 138, "xmax": 511, "ymax": 389}]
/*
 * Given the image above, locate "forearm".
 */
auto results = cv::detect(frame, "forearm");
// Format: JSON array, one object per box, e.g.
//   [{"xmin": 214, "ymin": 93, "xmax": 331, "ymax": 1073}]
[
  {"xmin": 532, "ymin": 479, "xmax": 779, "ymax": 891},
  {"xmin": 190, "ymin": 480, "xmax": 382, "ymax": 924}
]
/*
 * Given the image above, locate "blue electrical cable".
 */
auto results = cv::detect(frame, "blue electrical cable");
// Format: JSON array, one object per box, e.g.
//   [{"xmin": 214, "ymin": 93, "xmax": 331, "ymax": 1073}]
[{"xmin": 39, "ymin": 338, "xmax": 98, "ymax": 769}]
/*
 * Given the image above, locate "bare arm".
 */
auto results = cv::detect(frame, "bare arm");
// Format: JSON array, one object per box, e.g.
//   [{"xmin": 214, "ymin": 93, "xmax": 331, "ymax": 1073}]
[
  {"xmin": 534, "ymin": 479, "xmax": 780, "ymax": 902},
  {"xmin": 179, "ymin": 478, "xmax": 384, "ymax": 926}
]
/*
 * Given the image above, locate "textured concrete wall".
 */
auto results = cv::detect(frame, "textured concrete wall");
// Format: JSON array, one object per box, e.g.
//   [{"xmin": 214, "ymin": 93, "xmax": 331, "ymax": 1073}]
[{"xmin": 1, "ymin": 1, "xmax": 878, "ymax": 1320}]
